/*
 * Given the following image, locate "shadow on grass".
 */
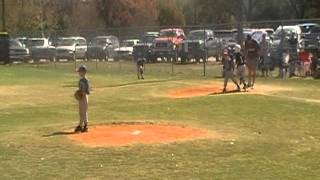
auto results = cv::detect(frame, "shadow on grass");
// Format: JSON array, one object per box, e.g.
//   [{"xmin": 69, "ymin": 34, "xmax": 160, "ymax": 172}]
[
  {"xmin": 43, "ymin": 131, "xmax": 76, "ymax": 137},
  {"xmin": 209, "ymin": 89, "xmax": 243, "ymax": 96},
  {"xmin": 99, "ymin": 79, "xmax": 176, "ymax": 88},
  {"xmin": 62, "ymin": 79, "xmax": 176, "ymax": 89}
]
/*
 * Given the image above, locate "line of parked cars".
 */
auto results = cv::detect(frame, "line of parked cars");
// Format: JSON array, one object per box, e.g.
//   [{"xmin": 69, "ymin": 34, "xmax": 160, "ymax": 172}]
[
  {"xmin": 9, "ymin": 35, "xmax": 143, "ymax": 63},
  {"xmin": 3, "ymin": 22, "xmax": 320, "ymax": 65},
  {"xmin": 9, "ymin": 36, "xmax": 121, "ymax": 63},
  {"xmin": 134, "ymin": 27, "xmax": 272, "ymax": 63}
]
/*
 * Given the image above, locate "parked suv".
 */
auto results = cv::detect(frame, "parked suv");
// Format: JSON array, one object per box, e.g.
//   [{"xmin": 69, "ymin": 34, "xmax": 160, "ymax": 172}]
[
  {"xmin": 9, "ymin": 39, "xmax": 30, "ymax": 62},
  {"xmin": 180, "ymin": 30, "xmax": 222, "ymax": 62},
  {"xmin": 301, "ymin": 25, "xmax": 320, "ymax": 50},
  {"xmin": 214, "ymin": 29, "xmax": 237, "ymax": 48},
  {"xmin": 86, "ymin": 36, "xmax": 119, "ymax": 60},
  {"xmin": 152, "ymin": 28, "xmax": 186, "ymax": 61},
  {"xmin": 133, "ymin": 32, "xmax": 159, "ymax": 62},
  {"xmin": 27, "ymin": 38, "xmax": 56, "ymax": 61},
  {"xmin": 114, "ymin": 39, "xmax": 140, "ymax": 60},
  {"xmin": 55, "ymin": 37, "xmax": 87, "ymax": 61}
]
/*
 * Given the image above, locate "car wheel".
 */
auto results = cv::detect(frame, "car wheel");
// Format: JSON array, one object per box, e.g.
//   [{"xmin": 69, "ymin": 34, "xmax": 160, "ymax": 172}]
[
  {"xmin": 215, "ymin": 55, "xmax": 220, "ymax": 62},
  {"xmin": 50, "ymin": 55, "xmax": 56, "ymax": 62},
  {"xmin": 33, "ymin": 58, "xmax": 39, "ymax": 63},
  {"xmin": 104, "ymin": 51, "xmax": 109, "ymax": 61}
]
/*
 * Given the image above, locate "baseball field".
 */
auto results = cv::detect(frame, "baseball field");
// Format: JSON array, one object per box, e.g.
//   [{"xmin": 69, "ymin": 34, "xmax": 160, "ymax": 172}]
[{"xmin": 1, "ymin": 61, "xmax": 320, "ymax": 179}]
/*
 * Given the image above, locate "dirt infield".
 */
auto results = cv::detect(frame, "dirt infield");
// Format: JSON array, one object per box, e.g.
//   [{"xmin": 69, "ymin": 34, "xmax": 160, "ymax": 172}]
[
  {"xmin": 167, "ymin": 84, "xmax": 291, "ymax": 99},
  {"xmin": 68, "ymin": 123, "xmax": 220, "ymax": 147},
  {"xmin": 168, "ymin": 86, "xmax": 238, "ymax": 98}
]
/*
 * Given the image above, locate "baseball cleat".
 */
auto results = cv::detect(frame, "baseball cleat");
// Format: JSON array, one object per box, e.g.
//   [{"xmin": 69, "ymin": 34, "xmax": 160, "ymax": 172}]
[
  {"xmin": 81, "ymin": 126, "xmax": 88, "ymax": 133},
  {"xmin": 74, "ymin": 126, "xmax": 82, "ymax": 133}
]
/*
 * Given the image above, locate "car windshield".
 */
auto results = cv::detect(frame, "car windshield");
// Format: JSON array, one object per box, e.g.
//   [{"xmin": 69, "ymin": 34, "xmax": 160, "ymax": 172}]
[
  {"xmin": 215, "ymin": 31, "xmax": 234, "ymax": 38},
  {"xmin": 160, "ymin": 30, "xmax": 177, "ymax": 37},
  {"xmin": 10, "ymin": 40, "xmax": 22, "ymax": 47},
  {"xmin": 265, "ymin": 30, "xmax": 274, "ymax": 36},
  {"xmin": 93, "ymin": 38, "xmax": 108, "ymax": 46},
  {"xmin": 28, "ymin": 40, "xmax": 44, "ymax": 46},
  {"xmin": 273, "ymin": 27, "xmax": 296, "ymax": 40},
  {"xmin": 189, "ymin": 31, "xmax": 207, "ymax": 40},
  {"xmin": 300, "ymin": 25, "xmax": 316, "ymax": 33},
  {"xmin": 311, "ymin": 27, "xmax": 320, "ymax": 33},
  {"xmin": 122, "ymin": 41, "xmax": 136, "ymax": 47},
  {"xmin": 142, "ymin": 36, "xmax": 156, "ymax": 43},
  {"xmin": 57, "ymin": 39, "xmax": 75, "ymax": 46},
  {"xmin": 251, "ymin": 32, "xmax": 266, "ymax": 43},
  {"xmin": 16, "ymin": 39, "xmax": 28, "ymax": 46}
]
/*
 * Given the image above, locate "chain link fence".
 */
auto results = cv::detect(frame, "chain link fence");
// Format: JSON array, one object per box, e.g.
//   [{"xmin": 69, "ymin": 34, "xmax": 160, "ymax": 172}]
[{"xmin": 4, "ymin": 18, "xmax": 320, "ymax": 78}]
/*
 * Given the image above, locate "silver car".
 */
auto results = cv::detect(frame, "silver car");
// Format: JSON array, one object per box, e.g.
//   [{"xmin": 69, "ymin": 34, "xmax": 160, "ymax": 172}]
[
  {"xmin": 27, "ymin": 38, "xmax": 56, "ymax": 61},
  {"xmin": 55, "ymin": 37, "xmax": 87, "ymax": 61},
  {"xmin": 9, "ymin": 39, "xmax": 30, "ymax": 62}
]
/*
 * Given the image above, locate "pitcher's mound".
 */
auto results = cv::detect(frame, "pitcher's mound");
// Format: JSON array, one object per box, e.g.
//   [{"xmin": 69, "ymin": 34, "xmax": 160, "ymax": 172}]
[
  {"xmin": 168, "ymin": 86, "xmax": 240, "ymax": 98},
  {"xmin": 68, "ymin": 123, "xmax": 212, "ymax": 147}
]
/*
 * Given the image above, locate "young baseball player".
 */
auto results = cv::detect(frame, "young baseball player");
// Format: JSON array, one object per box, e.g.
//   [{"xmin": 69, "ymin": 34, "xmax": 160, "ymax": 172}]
[
  {"xmin": 234, "ymin": 44, "xmax": 247, "ymax": 90},
  {"xmin": 222, "ymin": 49, "xmax": 241, "ymax": 93},
  {"xmin": 137, "ymin": 58, "xmax": 145, "ymax": 80},
  {"xmin": 74, "ymin": 65, "xmax": 90, "ymax": 133},
  {"xmin": 280, "ymin": 50, "xmax": 290, "ymax": 79}
]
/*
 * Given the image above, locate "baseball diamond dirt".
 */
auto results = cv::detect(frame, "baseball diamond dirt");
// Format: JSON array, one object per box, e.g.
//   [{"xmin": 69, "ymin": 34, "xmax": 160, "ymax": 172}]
[{"xmin": 68, "ymin": 123, "xmax": 233, "ymax": 147}]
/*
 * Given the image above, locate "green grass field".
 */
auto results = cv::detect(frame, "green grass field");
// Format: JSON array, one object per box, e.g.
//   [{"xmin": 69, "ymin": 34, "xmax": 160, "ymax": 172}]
[{"xmin": 1, "ymin": 61, "xmax": 320, "ymax": 179}]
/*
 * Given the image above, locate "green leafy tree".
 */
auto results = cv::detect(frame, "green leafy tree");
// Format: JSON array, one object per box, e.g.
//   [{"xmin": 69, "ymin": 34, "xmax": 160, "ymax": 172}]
[
  {"xmin": 98, "ymin": 0, "xmax": 158, "ymax": 27},
  {"xmin": 157, "ymin": 0, "xmax": 185, "ymax": 26}
]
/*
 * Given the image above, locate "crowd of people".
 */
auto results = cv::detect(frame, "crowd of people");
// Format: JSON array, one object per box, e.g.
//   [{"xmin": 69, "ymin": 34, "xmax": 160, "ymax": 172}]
[
  {"xmin": 222, "ymin": 33, "xmax": 319, "ymax": 92},
  {"xmin": 259, "ymin": 32, "xmax": 318, "ymax": 79}
]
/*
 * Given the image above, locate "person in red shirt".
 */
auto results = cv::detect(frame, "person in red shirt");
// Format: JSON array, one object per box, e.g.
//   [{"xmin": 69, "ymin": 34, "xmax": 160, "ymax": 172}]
[{"xmin": 299, "ymin": 51, "xmax": 312, "ymax": 77}]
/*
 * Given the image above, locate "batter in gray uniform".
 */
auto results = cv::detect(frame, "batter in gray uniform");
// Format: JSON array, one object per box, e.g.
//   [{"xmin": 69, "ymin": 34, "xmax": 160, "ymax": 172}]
[
  {"xmin": 222, "ymin": 50, "xmax": 241, "ymax": 93},
  {"xmin": 234, "ymin": 44, "xmax": 247, "ymax": 90}
]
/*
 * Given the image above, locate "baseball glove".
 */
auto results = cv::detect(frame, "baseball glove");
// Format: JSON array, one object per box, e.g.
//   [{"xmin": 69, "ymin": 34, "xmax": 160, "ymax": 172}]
[{"xmin": 74, "ymin": 90, "xmax": 83, "ymax": 100}]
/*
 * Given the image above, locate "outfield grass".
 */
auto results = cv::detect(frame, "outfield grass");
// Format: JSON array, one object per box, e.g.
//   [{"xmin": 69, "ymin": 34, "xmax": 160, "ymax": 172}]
[{"xmin": 0, "ymin": 62, "xmax": 320, "ymax": 179}]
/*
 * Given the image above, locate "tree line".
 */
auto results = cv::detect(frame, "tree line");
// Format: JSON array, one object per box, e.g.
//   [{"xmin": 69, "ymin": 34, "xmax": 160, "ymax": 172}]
[{"xmin": 3, "ymin": 0, "xmax": 320, "ymax": 34}]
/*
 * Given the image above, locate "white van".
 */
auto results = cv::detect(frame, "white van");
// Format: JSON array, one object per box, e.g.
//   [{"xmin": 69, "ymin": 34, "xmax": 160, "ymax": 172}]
[{"xmin": 55, "ymin": 37, "xmax": 87, "ymax": 61}]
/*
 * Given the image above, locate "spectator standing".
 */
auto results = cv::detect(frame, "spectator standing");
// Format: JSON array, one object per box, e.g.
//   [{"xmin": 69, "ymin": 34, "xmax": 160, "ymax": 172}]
[
  {"xmin": 245, "ymin": 35, "xmax": 260, "ymax": 88},
  {"xmin": 288, "ymin": 32, "xmax": 298, "ymax": 77},
  {"xmin": 259, "ymin": 34, "xmax": 271, "ymax": 77}
]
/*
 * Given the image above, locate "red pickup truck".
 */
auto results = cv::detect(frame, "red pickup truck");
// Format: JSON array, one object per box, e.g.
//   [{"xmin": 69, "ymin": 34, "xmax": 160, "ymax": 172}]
[{"xmin": 151, "ymin": 28, "xmax": 186, "ymax": 61}]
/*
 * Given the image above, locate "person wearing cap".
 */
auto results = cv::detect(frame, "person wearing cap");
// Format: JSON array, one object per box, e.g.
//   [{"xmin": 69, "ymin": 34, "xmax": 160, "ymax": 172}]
[
  {"xmin": 234, "ymin": 44, "xmax": 247, "ymax": 90},
  {"xmin": 259, "ymin": 34, "xmax": 271, "ymax": 77},
  {"xmin": 136, "ymin": 56, "xmax": 145, "ymax": 80},
  {"xmin": 74, "ymin": 65, "xmax": 90, "ymax": 133},
  {"xmin": 222, "ymin": 49, "xmax": 241, "ymax": 93},
  {"xmin": 244, "ymin": 35, "xmax": 260, "ymax": 88},
  {"xmin": 288, "ymin": 32, "xmax": 298, "ymax": 77}
]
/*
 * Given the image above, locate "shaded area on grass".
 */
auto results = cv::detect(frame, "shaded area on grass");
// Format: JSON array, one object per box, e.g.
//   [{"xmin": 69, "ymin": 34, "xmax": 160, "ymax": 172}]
[{"xmin": 43, "ymin": 131, "xmax": 76, "ymax": 137}]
